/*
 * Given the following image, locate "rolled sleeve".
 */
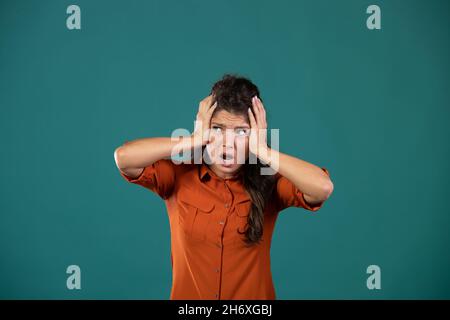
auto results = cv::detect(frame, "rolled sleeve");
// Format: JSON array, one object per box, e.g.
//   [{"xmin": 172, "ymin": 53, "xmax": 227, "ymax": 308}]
[
  {"xmin": 275, "ymin": 167, "xmax": 330, "ymax": 212},
  {"xmin": 119, "ymin": 159, "xmax": 176, "ymax": 199}
]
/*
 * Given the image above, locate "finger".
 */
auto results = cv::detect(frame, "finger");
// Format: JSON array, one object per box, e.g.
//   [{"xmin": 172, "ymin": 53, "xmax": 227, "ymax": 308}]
[
  {"xmin": 256, "ymin": 97, "xmax": 267, "ymax": 128},
  {"xmin": 207, "ymin": 101, "xmax": 218, "ymax": 114},
  {"xmin": 205, "ymin": 102, "xmax": 217, "ymax": 125},
  {"xmin": 198, "ymin": 102, "xmax": 205, "ymax": 113},
  {"xmin": 257, "ymin": 98, "xmax": 267, "ymax": 128},
  {"xmin": 253, "ymin": 96, "xmax": 263, "ymax": 127},
  {"xmin": 199, "ymin": 99, "xmax": 208, "ymax": 113},
  {"xmin": 208, "ymin": 95, "xmax": 215, "ymax": 108},
  {"xmin": 199, "ymin": 95, "xmax": 213, "ymax": 112},
  {"xmin": 207, "ymin": 132, "xmax": 215, "ymax": 145},
  {"xmin": 256, "ymin": 96, "xmax": 266, "ymax": 118},
  {"xmin": 248, "ymin": 107, "xmax": 257, "ymax": 129},
  {"xmin": 251, "ymin": 96, "xmax": 259, "ymax": 117}
]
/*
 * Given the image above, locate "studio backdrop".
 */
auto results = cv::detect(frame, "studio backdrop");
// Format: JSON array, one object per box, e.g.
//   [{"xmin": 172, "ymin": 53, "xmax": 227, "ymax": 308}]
[{"xmin": 0, "ymin": 0, "xmax": 449, "ymax": 299}]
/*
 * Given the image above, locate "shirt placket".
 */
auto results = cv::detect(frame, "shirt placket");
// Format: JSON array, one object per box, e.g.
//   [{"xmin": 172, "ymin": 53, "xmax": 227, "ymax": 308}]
[{"xmin": 212, "ymin": 179, "xmax": 234, "ymax": 300}]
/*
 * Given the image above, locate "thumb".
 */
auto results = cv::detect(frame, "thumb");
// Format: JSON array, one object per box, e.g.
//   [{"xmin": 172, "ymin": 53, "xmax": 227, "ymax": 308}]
[{"xmin": 207, "ymin": 134, "xmax": 215, "ymax": 145}]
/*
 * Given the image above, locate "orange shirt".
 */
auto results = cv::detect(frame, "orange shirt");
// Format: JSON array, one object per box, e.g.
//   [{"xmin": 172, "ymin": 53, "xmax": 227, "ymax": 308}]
[{"xmin": 120, "ymin": 159, "xmax": 330, "ymax": 300}]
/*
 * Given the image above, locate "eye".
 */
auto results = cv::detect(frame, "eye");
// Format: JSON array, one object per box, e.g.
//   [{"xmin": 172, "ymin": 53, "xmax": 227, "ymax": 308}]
[
  {"xmin": 235, "ymin": 128, "xmax": 249, "ymax": 136},
  {"xmin": 212, "ymin": 126, "xmax": 222, "ymax": 133}
]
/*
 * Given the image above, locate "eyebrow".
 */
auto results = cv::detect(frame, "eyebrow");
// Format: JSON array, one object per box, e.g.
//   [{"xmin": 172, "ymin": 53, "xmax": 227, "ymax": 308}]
[{"xmin": 211, "ymin": 122, "xmax": 250, "ymax": 129}]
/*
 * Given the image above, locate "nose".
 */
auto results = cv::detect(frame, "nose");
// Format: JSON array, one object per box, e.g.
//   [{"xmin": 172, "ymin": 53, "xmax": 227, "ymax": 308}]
[{"xmin": 222, "ymin": 128, "xmax": 235, "ymax": 148}]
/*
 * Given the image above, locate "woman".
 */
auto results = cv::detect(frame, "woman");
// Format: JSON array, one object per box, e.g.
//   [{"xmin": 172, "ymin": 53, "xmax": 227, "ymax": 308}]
[{"xmin": 114, "ymin": 74, "xmax": 334, "ymax": 300}]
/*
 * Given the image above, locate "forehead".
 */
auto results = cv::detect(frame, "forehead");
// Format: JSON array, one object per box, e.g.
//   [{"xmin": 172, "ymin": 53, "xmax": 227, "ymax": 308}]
[{"xmin": 211, "ymin": 110, "xmax": 249, "ymax": 127}]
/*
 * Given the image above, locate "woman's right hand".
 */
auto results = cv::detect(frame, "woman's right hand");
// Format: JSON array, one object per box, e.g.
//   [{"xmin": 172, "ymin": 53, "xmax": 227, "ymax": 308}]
[{"xmin": 192, "ymin": 94, "xmax": 218, "ymax": 146}]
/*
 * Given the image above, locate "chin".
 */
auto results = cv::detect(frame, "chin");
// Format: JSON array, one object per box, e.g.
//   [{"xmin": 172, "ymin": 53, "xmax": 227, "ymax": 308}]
[
  {"xmin": 219, "ymin": 164, "xmax": 237, "ymax": 170},
  {"xmin": 217, "ymin": 163, "xmax": 242, "ymax": 173}
]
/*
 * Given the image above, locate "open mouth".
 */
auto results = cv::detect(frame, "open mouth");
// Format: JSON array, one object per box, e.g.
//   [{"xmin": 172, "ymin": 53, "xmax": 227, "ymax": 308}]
[
  {"xmin": 220, "ymin": 152, "xmax": 235, "ymax": 166},
  {"xmin": 221, "ymin": 153, "xmax": 233, "ymax": 160}
]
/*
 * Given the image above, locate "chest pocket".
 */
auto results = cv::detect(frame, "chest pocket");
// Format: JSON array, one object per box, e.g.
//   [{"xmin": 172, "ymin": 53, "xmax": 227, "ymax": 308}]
[
  {"xmin": 233, "ymin": 200, "xmax": 251, "ymax": 245},
  {"xmin": 177, "ymin": 192, "xmax": 215, "ymax": 241}
]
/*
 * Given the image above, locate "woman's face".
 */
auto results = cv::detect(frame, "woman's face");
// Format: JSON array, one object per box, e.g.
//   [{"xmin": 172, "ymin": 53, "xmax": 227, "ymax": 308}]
[{"xmin": 206, "ymin": 109, "xmax": 250, "ymax": 179}]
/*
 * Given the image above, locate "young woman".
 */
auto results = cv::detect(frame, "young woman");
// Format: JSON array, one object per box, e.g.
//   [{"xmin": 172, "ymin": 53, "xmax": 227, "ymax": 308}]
[{"xmin": 114, "ymin": 74, "xmax": 333, "ymax": 300}]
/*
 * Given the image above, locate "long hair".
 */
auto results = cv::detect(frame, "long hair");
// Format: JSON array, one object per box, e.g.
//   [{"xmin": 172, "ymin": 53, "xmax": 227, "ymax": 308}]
[{"xmin": 210, "ymin": 74, "xmax": 277, "ymax": 246}]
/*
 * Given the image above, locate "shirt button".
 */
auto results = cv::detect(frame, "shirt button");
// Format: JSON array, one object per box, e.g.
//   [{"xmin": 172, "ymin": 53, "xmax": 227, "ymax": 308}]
[
  {"xmin": 215, "ymin": 294, "xmax": 219, "ymax": 298},
  {"xmin": 224, "ymin": 203, "xmax": 230, "ymax": 208},
  {"xmin": 215, "ymin": 268, "xmax": 220, "ymax": 273},
  {"xmin": 219, "ymin": 221, "xmax": 225, "ymax": 225}
]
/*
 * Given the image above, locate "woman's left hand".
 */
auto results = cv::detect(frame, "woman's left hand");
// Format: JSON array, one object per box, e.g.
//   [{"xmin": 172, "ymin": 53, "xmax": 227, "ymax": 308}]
[{"xmin": 248, "ymin": 96, "xmax": 269, "ymax": 157}]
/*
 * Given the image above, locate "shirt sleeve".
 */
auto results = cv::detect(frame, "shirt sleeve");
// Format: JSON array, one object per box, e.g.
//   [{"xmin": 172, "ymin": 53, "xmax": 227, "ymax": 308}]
[
  {"xmin": 119, "ymin": 158, "xmax": 176, "ymax": 200},
  {"xmin": 274, "ymin": 167, "xmax": 330, "ymax": 212}
]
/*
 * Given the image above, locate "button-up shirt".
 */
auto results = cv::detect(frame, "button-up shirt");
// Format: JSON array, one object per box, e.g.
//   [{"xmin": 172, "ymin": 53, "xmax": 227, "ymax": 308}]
[{"xmin": 120, "ymin": 159, "xmax": 330, "ymax": 299}]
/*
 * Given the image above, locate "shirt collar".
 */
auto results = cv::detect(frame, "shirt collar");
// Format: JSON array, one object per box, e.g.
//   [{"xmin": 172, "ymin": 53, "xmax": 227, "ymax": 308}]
[{"xmin": 199, "ymin": 164, "xmax": 210, "ymax": 181}]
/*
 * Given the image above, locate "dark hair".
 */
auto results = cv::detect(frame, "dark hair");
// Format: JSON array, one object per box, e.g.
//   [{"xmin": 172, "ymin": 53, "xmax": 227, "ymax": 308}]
[{"xmin": 210, "ymin": 74, "xmax": 277, "ymax": 246}]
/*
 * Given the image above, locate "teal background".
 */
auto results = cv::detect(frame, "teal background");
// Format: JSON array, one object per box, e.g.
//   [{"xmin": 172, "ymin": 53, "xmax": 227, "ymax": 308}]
[{"xmin": 1, "ymin": 0, "xmax": 449, "ymax": 299}]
